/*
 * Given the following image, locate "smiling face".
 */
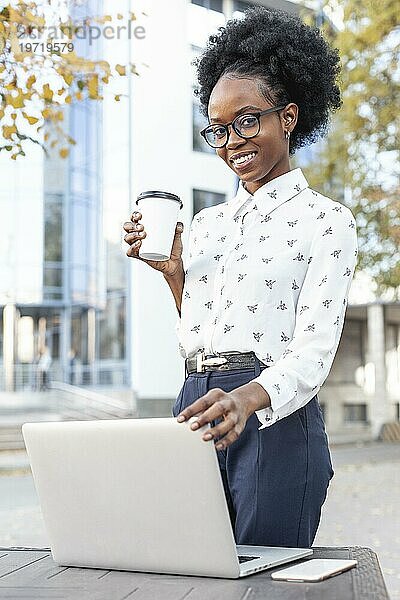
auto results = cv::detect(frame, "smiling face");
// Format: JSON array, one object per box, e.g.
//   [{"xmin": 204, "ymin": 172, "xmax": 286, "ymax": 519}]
[{"xmin": 208, "ymin": 76, "xmax": 298, "ymax": 194}]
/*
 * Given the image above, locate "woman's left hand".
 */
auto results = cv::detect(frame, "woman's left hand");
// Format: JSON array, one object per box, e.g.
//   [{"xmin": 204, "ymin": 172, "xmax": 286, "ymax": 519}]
[{"xmin": 176, "ymin": 382, "xmax": 271, "ymax": 450}]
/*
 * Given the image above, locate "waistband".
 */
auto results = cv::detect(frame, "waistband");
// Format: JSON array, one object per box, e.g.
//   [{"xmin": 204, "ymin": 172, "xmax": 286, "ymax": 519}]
[{"xmin": 185, "ymin": 349, "xmax": 267, "ymax": 375}]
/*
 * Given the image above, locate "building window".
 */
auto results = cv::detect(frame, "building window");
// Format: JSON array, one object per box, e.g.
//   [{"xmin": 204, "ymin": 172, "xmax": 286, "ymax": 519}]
[
  {"xmin": 98, "ymin": 294, "xmax": 126, "ymax": 360},
  {"xmin": 193, "ymin": 189, "xmax": 226, "ymax": 215},
  {"xmin": 188, "ymin": 2, "xmax": 225, "ymax": 50},
  {"xmin": 328, "ymin": 319, "xmax": 364, "ymax": 384},
  {"xmin": 344, "ymin": 404, "xmax": 367, "ymax": 424},
  {"xmin": 191, "ymin": 0, "xmax": 223, "ymax": 13},
  {"xmin": 233, "ymin": 1, "xmax": 300, "ymax": 18},
  {"xmin": 233, "ymin": 0, "xmax": 257, "ymax": 17},
  {"xmin": 43, "ymin": 192, "xmax": 63, "ymax": 301},
  {"xmin": 44, "ymin": 194, "xmax": 63, "ymax": 262},
  {"xmin": 192, "ymin": 99, "xmax": 214, "ymax": 154}
]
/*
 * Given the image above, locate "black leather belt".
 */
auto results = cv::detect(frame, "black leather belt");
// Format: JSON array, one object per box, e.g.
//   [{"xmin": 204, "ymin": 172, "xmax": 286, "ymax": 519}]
[{"xmin": 186, "ymin": 350, "xmax": 267, "ymax": 374}]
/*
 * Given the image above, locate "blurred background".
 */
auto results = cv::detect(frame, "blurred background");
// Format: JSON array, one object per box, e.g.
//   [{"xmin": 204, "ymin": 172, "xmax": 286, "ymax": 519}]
[{"xmin": 0, "ymin": 0, "xmax": 399, "ymax": 596}]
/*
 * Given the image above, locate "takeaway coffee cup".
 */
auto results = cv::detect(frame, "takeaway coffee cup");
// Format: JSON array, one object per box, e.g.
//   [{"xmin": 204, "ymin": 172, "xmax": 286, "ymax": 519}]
[{"xmin": 135, "ymin": 190, "xmax": 183, "ymax": 261}]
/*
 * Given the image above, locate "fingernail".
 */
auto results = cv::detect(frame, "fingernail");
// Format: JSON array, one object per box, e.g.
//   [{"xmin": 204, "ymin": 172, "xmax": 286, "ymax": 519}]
[
  {"xmin": 191, "ymin": 422, "xmax": 199, "ymax": 430},
  {"xmin": 177, "ymin": 415, "xmax": 185, "ymax": 422},
  {"xmin": 216, "ymin": 444, "xmax": 223, "ymax": 451},
  {"xmin": 203, "ymin": 433, "xmax": 212, "ymax": 440}
]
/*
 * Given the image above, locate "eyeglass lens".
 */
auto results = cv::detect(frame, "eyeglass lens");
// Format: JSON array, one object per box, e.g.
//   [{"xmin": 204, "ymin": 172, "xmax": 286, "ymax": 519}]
[{"xmin": 205, "ymin": 114, "xmax": 259, "ymax": 148}]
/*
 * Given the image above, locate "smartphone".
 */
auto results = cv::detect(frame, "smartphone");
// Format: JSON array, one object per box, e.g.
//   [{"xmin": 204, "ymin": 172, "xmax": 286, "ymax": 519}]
[{"xmin": 271, "ymin": 558, "xmax": 358, "ymax": 582}]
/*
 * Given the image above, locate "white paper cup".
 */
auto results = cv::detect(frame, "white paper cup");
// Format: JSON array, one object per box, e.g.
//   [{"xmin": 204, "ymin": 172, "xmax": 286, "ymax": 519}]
[{"xmin": 136, "ymin": 191, "xmax": 183, "ymax": 261}]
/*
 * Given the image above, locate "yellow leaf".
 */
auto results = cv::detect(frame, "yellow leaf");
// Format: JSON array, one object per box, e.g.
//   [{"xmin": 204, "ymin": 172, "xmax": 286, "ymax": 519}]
[
  {"xmin": 75, "ymin": 91, "xmax": 83, "ymax": 101},
  {"xmin": 55, "ymin": 111, "xmax": 64, "ymax": 122},
  {"xmin": 117, "ymin": 13, "xmax": 124, "ymax": 19},
  {"xmin": 87, "ymin": 75, "xmax": 99, "ymax": 99},
  {"xmin": 25, "ymin": 11, "xmax": 45, "ymax": 28},
  {"xmin": 11, "ymin": 113, "xmax": 17, "ymax": 120},
  {"xmin": 62, "ymin": 72, "xmax": 73, "ymax": 86},
  {"xmin": 95, "ymin": 14, "xmax": 112, "ymax": 24},
  {"xmin": 11, "ymin": 154, "xmax": 18, "ymax": 160},
  {"xmin": 26, "ymin": 75, "xmax": 36, "ymax": 89},
  {"xmin": 65, "ymin": 95, "xmax": 72, "ymax": 104},
  {"xmin": 98, "ymin": 60, "xmax": 111, "ymax": 74},
  {"xmin": 115, "ymin": 95, "xmax": 121, "ymax": 102},
  {"xmin": 102, "ymin": 75, "xmax": 109, "ymax": 84},
  {"xmin": 42, "ymin": 83, "xmax": 54, "ymax": 102},
  {"xmin": 130, "ymin": 12, "xmax": 137, "ymax": 20},
  {"xmin": 22, "ymin": 112, "xmax": 39, "ymax": 125},
  {"xmin": 42, "ymin": 108, "xmax": 52, "ymax": 119},
  {"xmin": 7, "ymin": 91, "xmax": 24, "ymax": 108},
  {"xmin": 2, "ymin": 124, "xmax": 17, "ymax": 139},
  {"xmin": 44, "ymin": 133, "xmax": 50, "ymax": 142},
  {"xmin": 115, "ymin": 64, "xmax": 126, "ymax": 76},
  {"xmin": 59, "ymin": 148, "xmax": 69, "ymax": 158}
]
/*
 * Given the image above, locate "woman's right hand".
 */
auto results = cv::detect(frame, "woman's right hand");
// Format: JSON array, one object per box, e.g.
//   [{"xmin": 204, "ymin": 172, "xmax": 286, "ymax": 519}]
[{"xmin": 123, "ymin": 211, "xmax": 184, "ymax": 278}]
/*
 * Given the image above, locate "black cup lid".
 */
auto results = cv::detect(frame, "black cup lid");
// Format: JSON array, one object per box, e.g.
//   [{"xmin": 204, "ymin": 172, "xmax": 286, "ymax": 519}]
[{"xmin": 136, "ymin": 190, "xmax": 183, "ymax": 209}]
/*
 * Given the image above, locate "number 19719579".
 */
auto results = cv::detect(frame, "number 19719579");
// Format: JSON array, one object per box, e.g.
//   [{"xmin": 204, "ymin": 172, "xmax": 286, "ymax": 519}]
[{"xmin": 19, "ymin": 42, "xmax": 74, "ymax": 53}]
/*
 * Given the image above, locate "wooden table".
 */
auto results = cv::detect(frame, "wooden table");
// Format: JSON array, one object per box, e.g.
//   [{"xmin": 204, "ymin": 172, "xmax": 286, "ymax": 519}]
[{"xmin": 0, "ymin": 545, "xmax": 389, "ymax": 599}]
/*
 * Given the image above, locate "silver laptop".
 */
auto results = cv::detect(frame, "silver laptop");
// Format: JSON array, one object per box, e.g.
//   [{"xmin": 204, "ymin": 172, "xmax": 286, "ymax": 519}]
[{"xmin": 22, "ymin": 418, "xmax": 312, "ymax": 578}]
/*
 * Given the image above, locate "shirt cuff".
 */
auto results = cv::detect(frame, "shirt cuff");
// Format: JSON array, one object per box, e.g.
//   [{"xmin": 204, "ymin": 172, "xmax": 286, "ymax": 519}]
[
  {"xmin": 252, "ymin": 368, "xmax": 297, "ymax": 429},
  {"xmin": 254, "ymin": 405, "xmax": 276, "ymax": 429},
  {"xmin": 252, "ymin": 370, "xmax": 323, "ymax": 429}
]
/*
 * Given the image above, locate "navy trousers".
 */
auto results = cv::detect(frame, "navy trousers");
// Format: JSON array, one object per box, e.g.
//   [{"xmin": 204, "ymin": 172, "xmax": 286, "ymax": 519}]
[{"xmin": 172, "ymin": 354, "xmax": 334, "ymax": 548}]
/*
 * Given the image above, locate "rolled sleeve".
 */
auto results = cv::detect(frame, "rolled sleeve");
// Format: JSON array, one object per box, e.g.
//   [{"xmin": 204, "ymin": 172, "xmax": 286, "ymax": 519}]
[
  {"xmin": 253, "ymin": 206, "xmax": 358, "ymax": 429},
  {"xmin": 174, "ymin": 218, "xmax": 197, "ymax": 358}
]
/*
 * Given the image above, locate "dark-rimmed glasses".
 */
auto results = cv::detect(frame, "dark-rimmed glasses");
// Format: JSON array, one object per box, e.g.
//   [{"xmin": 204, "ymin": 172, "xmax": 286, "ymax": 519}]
[{"xmin": 200, "ymin": 105, "xmax": 286, "ymax": 148}]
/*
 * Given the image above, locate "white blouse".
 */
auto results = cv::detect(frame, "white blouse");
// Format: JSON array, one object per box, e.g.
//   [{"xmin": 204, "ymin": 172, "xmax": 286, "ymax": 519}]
[{"xmin": 175, "ymin": 168, "xmax": 358, "ymax": 429}]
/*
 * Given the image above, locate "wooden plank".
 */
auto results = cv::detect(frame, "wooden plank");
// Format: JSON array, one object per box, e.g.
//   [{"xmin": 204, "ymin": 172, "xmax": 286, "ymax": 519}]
[
  {"xmin": 0, "ymin": 551, "xmax": 50, "ymax": 578},
  {"xmin": 31, "ymin": 564, "xmax": 110, "ymax": 586},
  {"xmin": 171, "ymin": 575, "xmax": 307, "ymax": 600},
  {"xmin": 116, "ymin": 581, "xmax": 192, "ymax": 600},
  {"xmin": 0, "ymin": 587, "xmax": 93, "ymax": 599},
  {"xmin": 0, "ymin": 547, "xmax": 390, "ymax": 600},
  {"xmin": 1, "ymin": 554, "xmax": 74, "ymax": 586},
  {"xmin": 46, "ymin": 568, "xmax": 147, "ymax": 600}
]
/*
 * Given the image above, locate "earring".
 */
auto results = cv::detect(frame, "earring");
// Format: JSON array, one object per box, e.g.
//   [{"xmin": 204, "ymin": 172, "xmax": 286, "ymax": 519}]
[{"xmin": 285, "ymin": 130, "xmax": 290, "ymax": 140}]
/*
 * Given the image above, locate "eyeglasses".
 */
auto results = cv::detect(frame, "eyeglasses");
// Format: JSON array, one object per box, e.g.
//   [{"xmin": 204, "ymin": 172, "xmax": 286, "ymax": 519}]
[{"xmin": 200, "ymin": 105, "xmax": 286, "ymax": 148}]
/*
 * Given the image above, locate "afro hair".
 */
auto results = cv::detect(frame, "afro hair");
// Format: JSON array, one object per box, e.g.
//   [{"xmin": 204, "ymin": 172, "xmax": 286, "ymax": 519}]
[{"xmin": 193, "ymin": 6, "xmax": 342, "ymax": 155}]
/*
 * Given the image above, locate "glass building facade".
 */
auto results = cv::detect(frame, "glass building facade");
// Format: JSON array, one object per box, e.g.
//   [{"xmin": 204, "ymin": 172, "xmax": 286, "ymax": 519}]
[{"xmin": 0, "ymin": 0, "xmax": 130, "ymax": 390}]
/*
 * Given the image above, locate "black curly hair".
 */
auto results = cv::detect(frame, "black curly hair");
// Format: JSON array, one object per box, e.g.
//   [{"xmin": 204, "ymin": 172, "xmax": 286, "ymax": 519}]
[{"xmin": 193, "ymin": 6, "xmax": 342, "ymax": 155}]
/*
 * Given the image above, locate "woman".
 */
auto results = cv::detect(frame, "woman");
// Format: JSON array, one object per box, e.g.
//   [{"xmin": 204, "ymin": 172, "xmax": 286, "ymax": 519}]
[{"xmin": 123, "ymin": 6, "xmax": 358, "ymax": 548}]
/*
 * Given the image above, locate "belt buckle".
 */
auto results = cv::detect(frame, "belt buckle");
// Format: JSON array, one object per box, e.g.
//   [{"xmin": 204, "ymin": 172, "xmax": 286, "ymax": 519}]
[
  {"xmin": 196, "ymin": 350, "xmax": 206, "ymax": 373},
  {"xmin": 196, "ymin": 350, "xmax": 228, "ymax": 373}
]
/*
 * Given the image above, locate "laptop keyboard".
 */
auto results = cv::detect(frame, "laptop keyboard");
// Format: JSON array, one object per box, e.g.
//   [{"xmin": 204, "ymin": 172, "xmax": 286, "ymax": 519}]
[{"xmin": 238, "ymin": 555, "xmax": 260, "ymax": 564}]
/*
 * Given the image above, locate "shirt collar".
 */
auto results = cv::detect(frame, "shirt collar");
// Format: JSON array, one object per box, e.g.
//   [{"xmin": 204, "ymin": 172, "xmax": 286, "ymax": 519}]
[{"xmin": 226, "ymin": 168, "xmax": 309, "ymax": 219}]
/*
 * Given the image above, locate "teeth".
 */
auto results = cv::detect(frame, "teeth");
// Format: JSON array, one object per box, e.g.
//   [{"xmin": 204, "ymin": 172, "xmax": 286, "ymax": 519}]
[{"xmin": 233, "ymin": 152, "xmax": 256, "ymax": 166}]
